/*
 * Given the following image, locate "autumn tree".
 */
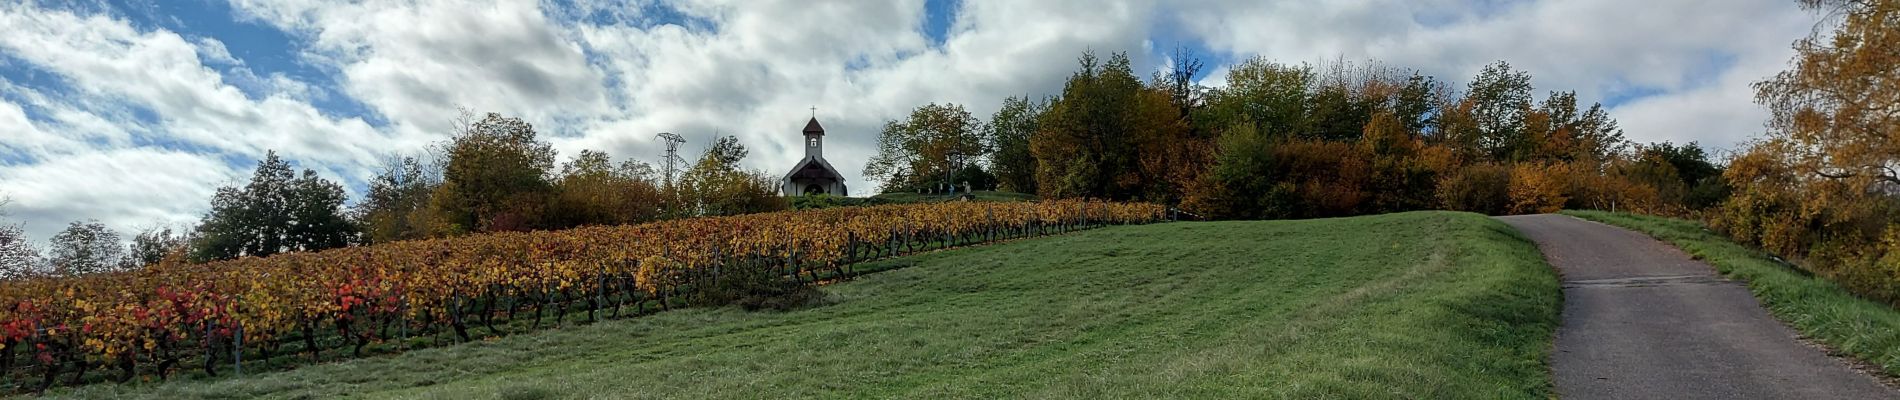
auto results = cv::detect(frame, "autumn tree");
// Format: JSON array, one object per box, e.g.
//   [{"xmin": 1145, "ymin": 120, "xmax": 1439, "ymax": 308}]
[
  {"xmin": 1714, "ymin": 0, "xmax": 1900, "ymax": 305},
  {"xmin": 356, "ymin": 157, "xmax": 438, "ymax": 243},
  {"xmin": 865, "ymin": 103, "xmax": 989, "ymax": 192},
  {"xmin": 682, "ymin": 136, "xmax": 786, "ymax": 216},
  {"xmin": 434, "ymin": 112, "xmax": 557, "ymax": 233},
  {"xmin": 193, "ymin": 151, "xmax": 355, "ymax": 262},
  {"xmin": 1131, "ymin": 78, "xmax": 1202, "ymax": 204},
  {"xmin": 1361, "ymin": 110, "xmax": 1443, "ymax": 212},
  {"xmin": 1754, "ymin": 0, "xmax": 1900, "ymax": 197},
  {"xmin": 1154, "ymin": 46, "xmax": 1209, "ymax": 128},
  {"xmin": 1033, "ymin": 51, "xmax": 1181, "ymax": 200},
  {"xmin": 547, "ymin": 150, "xmax": 665, "ymax": 228},
  {"xmin": 987, "ymin": 96, "xmax": 1043, "ymax": 193},
  {"xmin": 48, "ymin": 220, "xmax": 122, "ymax": 276}
]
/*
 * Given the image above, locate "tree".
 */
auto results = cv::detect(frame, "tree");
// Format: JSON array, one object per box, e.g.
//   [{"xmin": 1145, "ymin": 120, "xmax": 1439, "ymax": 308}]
[
  {"xmin": 1302, "ymin": 59, "xmax": 1383, "ymax": 142},
  {"xmin": 1754, "ymin": 0, "xmax": 1900, "ymax": 194},
  {"xmin": 287, "ymin": 169, "xmax": 355, "ymax": 250},
  {"xmin": 123, "ymin": 226, "xmax": 187, "ymax": 269},
  {"xmin": 1361, "ymin": 110, "xmax": 1442, "ymax": 212},
  {"xmin": 988, "ymin": 96, "xmax": 1043, "ymax": 193},
  {"xmin": 356, "ymin": 157, "xmax": 438, "ymax": 243},
  {"xmin": 1465, "ymin": 62, "xmax": 1535, "ymax": 162},
  {"xmin": 434, "ymin": 112, "xmax": 557, "ymax": 234},
  {"xmin": 681, "ymin": 136, "xmax": 786, "ymax": 216},
  {"xmin": 0, "ymin": 195, "xmax": 36, "ymax": 278},
  {"xmin": 49, "ymin": 220, "xmax": 121, "ymax": 276},
  {"xmin": 193, "ymin": 151, "xmax": 355, "ymax": 262},
  {"xmin": 0, "ymin": 222, "xmax": 37, "ymax": 279},
  {"xmin": 1393, "ymin": 73, "xmax": 1444, "ymax": 136},
  {"xmin": 1154, "ymin": 46, "xmax": 1208, "ymax": 123},
  {"xmin": 1187, "ymin": 122, "xmax": 1281, "ymax": 219},
  {"xmin": 865, "ymin": 103, "xmax": 989, "ymax": 192},
  {"xmin": 1199, "ymin": 57, "xmax": 1313, "ymax": 142},
  {"xmin": 1031, "ymin": 51, "xmax": 1162, "ymax": 200},
  {"xmin": 547, "ymin": 150, "xmax": 665, "ymax": 228}
]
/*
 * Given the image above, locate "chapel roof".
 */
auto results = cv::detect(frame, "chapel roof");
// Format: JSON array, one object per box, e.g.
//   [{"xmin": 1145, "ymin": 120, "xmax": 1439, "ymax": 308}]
[
  {"xmin": 783, "ymin": 156, "xmax": 844, "ymax": 181},
  {"xmin": 802, "ymin": 117, "xmax": 825, "ymax": 136}
]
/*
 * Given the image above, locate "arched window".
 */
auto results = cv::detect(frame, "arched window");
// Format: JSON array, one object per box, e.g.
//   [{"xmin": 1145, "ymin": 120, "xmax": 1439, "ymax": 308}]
[{"xmin": 807, "ymin": 138, "xmax": 818, "ymax": 148}]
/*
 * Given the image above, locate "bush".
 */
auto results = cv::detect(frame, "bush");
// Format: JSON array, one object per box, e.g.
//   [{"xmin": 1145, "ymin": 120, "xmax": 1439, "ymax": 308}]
[
  {"xmin": 791, "ymin": 194, "xmax": 888, "ymax": 210},
  {"xmin": 1508, "ymin": 163, "xmax": 1570, "ymax": 214},
  {"xmin": 1436, "ymin": 163, "xmax": 1512, "ymax": 215},
  {"xmin": 694, "ymin": 262, "xmax": 825, "ymax": 311}
]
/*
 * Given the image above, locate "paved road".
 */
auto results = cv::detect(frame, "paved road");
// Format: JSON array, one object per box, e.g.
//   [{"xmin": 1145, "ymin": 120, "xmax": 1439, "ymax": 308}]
[{"xmin": 1498, "ymin": 214, "xmax": 1896, "ymax": 400}]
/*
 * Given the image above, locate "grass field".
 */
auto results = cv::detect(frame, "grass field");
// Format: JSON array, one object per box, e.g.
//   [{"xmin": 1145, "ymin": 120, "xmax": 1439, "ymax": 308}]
[
  {"xmin": 1563, "ymin": 211, "xmax": 1900, "ymax": 378},
  {"xmin": 49, "ymin": 211, "xmax": 1559, "ymax": 399}
]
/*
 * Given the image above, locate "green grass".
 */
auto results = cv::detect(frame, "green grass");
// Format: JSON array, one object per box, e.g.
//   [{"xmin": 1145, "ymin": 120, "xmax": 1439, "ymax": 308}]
[
  {"xmin": 48, "ymin": 212, "xmax": 1559, "ymax": 399},
  {"xmin": 1563, "ymin": 210, "xmax": 1900, "ymax": 378}
]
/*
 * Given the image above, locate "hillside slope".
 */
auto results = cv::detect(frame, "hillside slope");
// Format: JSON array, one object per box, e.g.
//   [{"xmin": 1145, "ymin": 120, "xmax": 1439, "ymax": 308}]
[{"xmin": 52, "ymin": 211, "xmax": 1559, "ymax": 399}]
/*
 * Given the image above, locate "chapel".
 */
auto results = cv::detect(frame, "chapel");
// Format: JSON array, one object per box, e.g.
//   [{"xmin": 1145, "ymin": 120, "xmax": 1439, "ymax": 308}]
[{"xmin": 781, "ymin": 117, "xmax": 848, "ymax": 196}]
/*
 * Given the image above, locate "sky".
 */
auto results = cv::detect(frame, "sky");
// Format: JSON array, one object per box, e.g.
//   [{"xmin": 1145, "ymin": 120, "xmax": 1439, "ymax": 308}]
[{"xmin": 0, "ymin": 0, "xmax": 1819, "ymax": 243}]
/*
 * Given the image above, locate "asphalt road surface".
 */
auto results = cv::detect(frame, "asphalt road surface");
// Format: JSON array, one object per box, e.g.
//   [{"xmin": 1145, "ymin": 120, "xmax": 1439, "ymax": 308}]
[{"xmin": 1498, "ymin": 214, "xmax": 1896, "ymax": 400}]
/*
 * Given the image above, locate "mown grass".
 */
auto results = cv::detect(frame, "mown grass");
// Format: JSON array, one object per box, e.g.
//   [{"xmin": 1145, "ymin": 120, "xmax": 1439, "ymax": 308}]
[
  {"xmin": 47, "ymin": 211, "xmax": 1559, "ymax": 399},
  {"xmin": 1564, "ymin": 210, "xmax": 1900, "ymax": 378}
]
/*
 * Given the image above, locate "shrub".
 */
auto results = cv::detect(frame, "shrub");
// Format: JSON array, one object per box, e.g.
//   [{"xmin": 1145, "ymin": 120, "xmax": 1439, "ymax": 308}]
[
  {"xmin": 1436, "ymin": 163, "xmax": 1512, "ymax": 215},
  {"xmin": 1508, "ymin": 163, "xmax": 1570, "ymax": 214}
]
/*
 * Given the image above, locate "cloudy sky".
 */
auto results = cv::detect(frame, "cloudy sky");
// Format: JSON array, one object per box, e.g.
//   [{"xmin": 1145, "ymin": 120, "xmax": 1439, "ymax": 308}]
[{"xmin": 0, "ymin": 0, "xmax": 1817, "ymax": 242}]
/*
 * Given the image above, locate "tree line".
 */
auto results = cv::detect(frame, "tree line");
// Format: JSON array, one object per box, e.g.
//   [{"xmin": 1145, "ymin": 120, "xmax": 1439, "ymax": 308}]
[
  {"xmin": 868, "ymin": 52, "xmax": 1724, "ymax": 220},
  {"xmin": 1713, "ymin": 0, "xmax": 1899, "ymax": 305},
  {"xmin": 861, "ymin": 0, "xmax": 1896, "ymax": 305},
  {"xmin": 0, "ymin": 111, "xmax": 786, "ymax": 278}
]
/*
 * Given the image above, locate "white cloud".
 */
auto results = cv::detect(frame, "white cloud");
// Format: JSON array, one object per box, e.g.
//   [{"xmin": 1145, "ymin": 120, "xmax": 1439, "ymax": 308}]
[
  {"xmin": 0, "ymin": 3, "xmax": 389, "ymax": 240},
  {"xmin": 228, "ymin": 0, "xmax": 612, "ymax": 139},
  {"xmin": 0, "ymin": 148, "xmax": 236, "ymax": 242},
  {"xmin": 192, "ymin": 36, "xmax": 242, "ymax": 66},
  {"xmin": 1176, "ymin": 0, "xmax": 1816, "ymax": 149}
]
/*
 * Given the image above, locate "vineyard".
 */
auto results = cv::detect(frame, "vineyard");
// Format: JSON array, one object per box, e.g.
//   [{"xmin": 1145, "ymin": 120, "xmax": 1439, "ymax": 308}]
[{"xmin": 0, "ymin": 200, "xmax": 1166, "ymax": 392}]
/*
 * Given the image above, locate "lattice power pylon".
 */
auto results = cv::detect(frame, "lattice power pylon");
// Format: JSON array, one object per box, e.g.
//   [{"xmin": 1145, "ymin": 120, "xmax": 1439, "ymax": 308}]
[{"xmin": 655, "ymin": 132, "xmax": 687, "ymax": 188}]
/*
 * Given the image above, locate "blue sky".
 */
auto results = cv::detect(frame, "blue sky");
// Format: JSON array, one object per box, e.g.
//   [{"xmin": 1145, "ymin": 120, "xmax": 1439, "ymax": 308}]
[{"xmin": 0, "ymin": 0, "xmax": 1816, "ymax": 243}]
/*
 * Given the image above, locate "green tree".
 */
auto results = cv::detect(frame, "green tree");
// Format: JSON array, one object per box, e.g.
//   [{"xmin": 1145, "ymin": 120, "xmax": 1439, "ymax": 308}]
[
  {"xmin": 48, "ymin": 220, "xmax": 121, "ymax": 276},
  {"xmin": 434, "ymin": 112, "xmax": 557, "ymax": 233},
  {"xmin": 123, "ymin": 225, "xmax": 186, "ymax": 269},
  {"xmin": 193, "ymin": 151, "xmax": 355, "ymax": 262},
  {"xmin": 1192, "ymin": 123, "xmax": 1283, "ymax": 219},
  {"xmin": 286, "ymin": 171, "xmax": 354, "ymax": 250},
  {"xmin": 1031, "ymin": 51, "xmax": 1152, "ymax": 200},
  {"xmin": 1465, "ymin": 62, "xmax": 1535, "ymax": 162},
  {"xmin": 1199, "ymin": 57, "xmax": 1313, "ymax": 142},
  {"xmin": 1393, "ymin": 73, "xmax": 1444, "ymax": 136},
  {"xmin": 1303, "ymin": 60, "xmax": 1380, "ymax": 142},
  {"xmin": 987, "ymin": 96, "xmax": 1042, "ymax": 194},
  {"xmin": 1635, "ymin": 141, "xmax": 1726, "ymax": 209},
  {"xmin": 865, "ymin": 103, "xmax": 989, "ymax": 192}
]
